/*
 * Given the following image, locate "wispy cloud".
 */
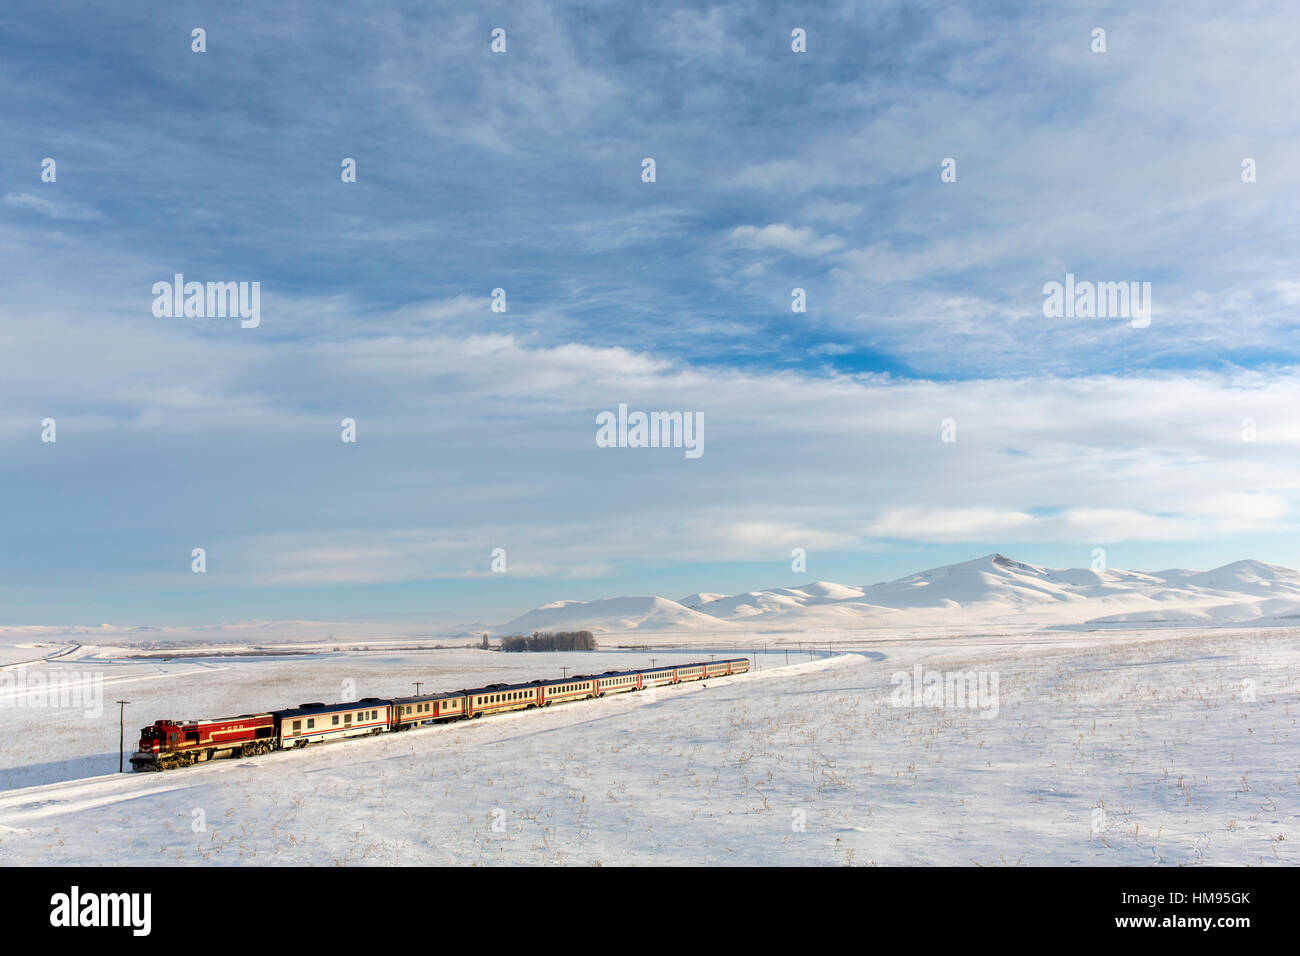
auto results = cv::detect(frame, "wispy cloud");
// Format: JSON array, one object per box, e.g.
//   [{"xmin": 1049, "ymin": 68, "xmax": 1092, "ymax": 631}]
[{"xmin": 4, "ymin": 191, "xmax": 102, "ymax": 221}]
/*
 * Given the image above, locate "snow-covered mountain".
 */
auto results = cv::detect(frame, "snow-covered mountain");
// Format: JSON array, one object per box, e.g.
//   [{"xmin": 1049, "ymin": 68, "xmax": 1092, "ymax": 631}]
[{"xmin": 496, "ymin": 554, "xmax": 1300, "ymax": 634}]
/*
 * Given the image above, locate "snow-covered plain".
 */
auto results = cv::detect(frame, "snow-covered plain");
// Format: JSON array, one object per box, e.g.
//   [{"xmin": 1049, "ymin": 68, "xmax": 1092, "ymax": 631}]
[{"xmin": 0, "ymin": 625, "xmax": 1297, "ymax": 865}]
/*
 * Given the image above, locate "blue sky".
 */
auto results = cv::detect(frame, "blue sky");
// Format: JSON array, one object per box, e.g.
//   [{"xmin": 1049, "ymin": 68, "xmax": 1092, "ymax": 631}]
[{"xmin": 3, "ymin": 1, "xmax": 1300, "ymax": 630}]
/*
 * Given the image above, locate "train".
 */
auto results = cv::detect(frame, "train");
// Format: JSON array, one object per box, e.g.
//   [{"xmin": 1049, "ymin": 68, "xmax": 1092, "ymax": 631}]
[{"xmin": 130, "ymin": 657, "xmax": 750, "ymax": 771}]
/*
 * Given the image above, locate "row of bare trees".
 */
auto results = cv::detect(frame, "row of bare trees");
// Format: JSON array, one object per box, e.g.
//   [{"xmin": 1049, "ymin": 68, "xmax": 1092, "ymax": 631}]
[{"xmin": 498, "ymin": 630, "xmax": 598, "ymax": 653}]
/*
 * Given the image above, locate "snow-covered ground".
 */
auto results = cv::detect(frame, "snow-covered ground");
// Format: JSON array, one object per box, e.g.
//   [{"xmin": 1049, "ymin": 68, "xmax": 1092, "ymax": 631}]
[{"xmin": 0, "ymin": 627, "xmax": 1296, "ymax": 865}]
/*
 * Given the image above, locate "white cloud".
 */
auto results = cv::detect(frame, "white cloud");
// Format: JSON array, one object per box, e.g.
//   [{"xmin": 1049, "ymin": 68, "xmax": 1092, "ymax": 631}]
[
  {"xmin": 730, "ymin": 223, "xmax": 844, "ymax": 257},
  {"xmin": 865, "ymin": 508, "xmax": 1038, "ymax": 542},
  {"xmin": 4, "ymin": 191, "xmax": 102, "ymax": 221}
]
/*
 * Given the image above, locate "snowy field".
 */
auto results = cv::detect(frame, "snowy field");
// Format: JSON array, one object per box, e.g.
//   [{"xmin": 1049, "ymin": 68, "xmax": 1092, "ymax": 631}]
[{"xmin": 0, "ymin": 627, "xmax": 1297, "ymax": 865}]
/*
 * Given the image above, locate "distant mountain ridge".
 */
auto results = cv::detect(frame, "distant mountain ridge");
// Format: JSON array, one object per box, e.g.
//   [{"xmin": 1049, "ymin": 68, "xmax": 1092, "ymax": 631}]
[{"xmin": 496, "ymin": 554, "xmax": 1300, "ymax": 634}]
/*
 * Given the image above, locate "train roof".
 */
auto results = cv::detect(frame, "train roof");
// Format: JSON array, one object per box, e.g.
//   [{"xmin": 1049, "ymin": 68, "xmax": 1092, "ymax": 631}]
[
  {"xmin": 274, "ymin": 698, "xmax": 392, "ymax": 718},
  {"xmin": 151, "ymin": 713, "xmax": 274, "ymax": 728},
  {"xmin": 273, "ymin": 659, "xmax": 752, "ymax": 714},
  {"xmin": 391, "ymin": 690, "xmax": 465, "ymax": 705},
  {"xmin": 460, "ymin": 678, "xmax": 551, "ymax": 696}
]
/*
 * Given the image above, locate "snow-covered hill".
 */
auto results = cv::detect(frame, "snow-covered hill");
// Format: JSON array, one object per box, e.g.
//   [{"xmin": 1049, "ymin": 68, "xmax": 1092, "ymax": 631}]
[
  {"xmin": 501, "ymin": 595, "xmax": 735, "ymax": 634},
  {"xmin": 497, "ymin": 553, "xmax": 1300, "ymax": 634}
]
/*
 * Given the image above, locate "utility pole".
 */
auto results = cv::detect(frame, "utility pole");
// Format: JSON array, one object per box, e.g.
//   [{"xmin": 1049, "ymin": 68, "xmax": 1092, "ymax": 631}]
[
  {"xmin": 116, "ymin": 700, "xmax": 130, "ymax": 773},
  {"xmin": 413, "ymin": 682, "xmax": 423, "ymax": 696},
  {"xmin": 561, "ymin": 666, "xmax": 568, "ymax": 679}
]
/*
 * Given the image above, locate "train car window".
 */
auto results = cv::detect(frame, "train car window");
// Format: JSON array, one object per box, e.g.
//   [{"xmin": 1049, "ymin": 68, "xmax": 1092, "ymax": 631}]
[
  {"xmin": 307, "ymin": 718, "xmax": 315, "ymax": 729},
  {"xmin": 333, "ymin": 715, "xmax": 340, "ymax": 725}
]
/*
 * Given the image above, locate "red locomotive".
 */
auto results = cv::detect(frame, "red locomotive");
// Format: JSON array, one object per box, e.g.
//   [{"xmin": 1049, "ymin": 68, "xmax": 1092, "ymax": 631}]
[{"xmin": 131, "ymin": 713, "xmax": 277, "ymax": 770}]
